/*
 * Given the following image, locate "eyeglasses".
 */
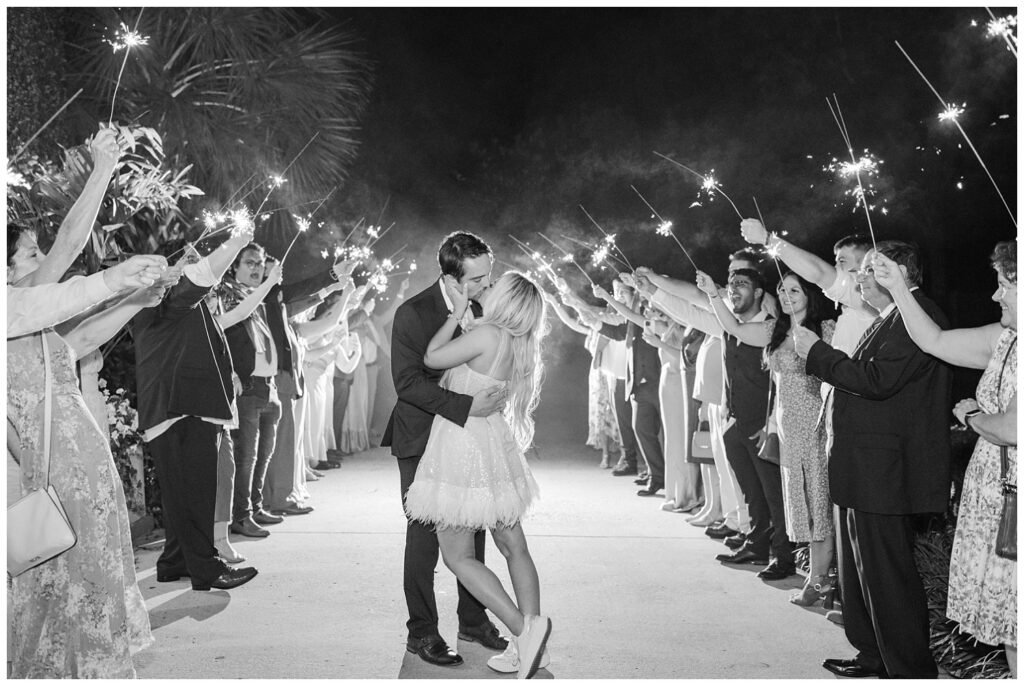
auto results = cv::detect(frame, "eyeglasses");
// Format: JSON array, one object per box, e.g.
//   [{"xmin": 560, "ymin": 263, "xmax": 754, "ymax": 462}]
[{"xmin": 241, "ymin": 259, "xmax": 265, "ymax": 269}]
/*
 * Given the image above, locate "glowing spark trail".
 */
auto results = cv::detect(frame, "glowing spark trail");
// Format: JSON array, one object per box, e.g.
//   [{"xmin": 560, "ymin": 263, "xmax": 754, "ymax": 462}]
[
  {"xmin": 535, "ymin": 233, "xmax": 595, "ymax": 286},
  {"xmin": 578, "ymin": 205, "xmax": 635, "ymax": 271},
  {"xmin": 894, "ymin": 41, "xmax": 1016, "ymax": 228},
  {"xmin": 107, "ymin": 11, "xmax": 149, "ymax": 126},
  {"xmin": 826, "ymin": 94, "xmax": 879, "ymax": 249}
]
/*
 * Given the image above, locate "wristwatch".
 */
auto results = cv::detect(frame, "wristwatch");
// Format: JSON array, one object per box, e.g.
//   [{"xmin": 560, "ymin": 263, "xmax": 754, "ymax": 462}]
[{"xmin": 963, "ymin": 408, "xmax": 982, "ymax": 430}]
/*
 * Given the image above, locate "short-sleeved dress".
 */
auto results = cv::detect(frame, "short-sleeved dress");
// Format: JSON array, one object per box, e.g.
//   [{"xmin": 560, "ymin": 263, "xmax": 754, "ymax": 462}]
[
  {"xmin": 768, "ymin": 320, "xmax": 836, "ymax": 542},
  {"xmin": 947, "ymin": 328, "xmax": 1017, "ymax": 647},
  {"xmin": 404, "ymin": 332, "xmax": 540, "ymax": 530}
]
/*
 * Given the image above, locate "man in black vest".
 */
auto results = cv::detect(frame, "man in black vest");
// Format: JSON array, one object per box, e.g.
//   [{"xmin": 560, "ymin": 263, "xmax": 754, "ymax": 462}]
[
  {"xmin": 382, "ymin": 231, "xmax": 508, "ymax": 666},
  {"xmin": 711, "ymin": 268, "xmax": 795, "ymax": 580},
  {"xmin": 796, "ymin": 241, "xmax": 950, "ymax": 679},
  {"xmin": 134, "ymin": 231, "xmax": 258, "ymax": 592}
]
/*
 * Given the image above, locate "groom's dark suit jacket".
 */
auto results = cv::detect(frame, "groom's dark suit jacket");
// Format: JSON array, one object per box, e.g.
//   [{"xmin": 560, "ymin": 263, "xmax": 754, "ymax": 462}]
[
  {"xmin": 805, "ymin": 291, "xmax": 952, "ymax": 515},
  {"xmin": 382, "ymin": 280, "xmax": 481, "ymax": 458}
]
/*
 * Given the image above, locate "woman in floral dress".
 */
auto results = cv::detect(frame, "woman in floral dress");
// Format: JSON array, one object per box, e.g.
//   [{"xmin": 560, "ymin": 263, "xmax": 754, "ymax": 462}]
[{"xmin": 875, "ymin": 242, "xmax": 1017, "ymax": 675}]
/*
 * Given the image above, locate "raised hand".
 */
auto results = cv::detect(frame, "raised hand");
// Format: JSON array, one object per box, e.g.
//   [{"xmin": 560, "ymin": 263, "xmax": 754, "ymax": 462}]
[
  {"xmin": 871, "ymin": 251, "xmax": 909, "ymax": 294},
  {"xmin": 103, "ymin": 255, "xmax": 168, "ymax": 292},
  {"xmin": 618, "ymin": 272, "xmax": 637, "ymax": 289},
  {"xmin": 633, "ymin": 272, "xmax": 654, "ymax": 297},
  {"xmin": 398, "ymin": 277, "xmax": 411, "ymax": 295},
  {"xmin": 792, "ymin": 324, "xmax": 820, "ymax": 359},
  {"xmin": 592, "ymin": 283, "xmax": 612, "ymax": 301},
  {"xmin": 740, "ymin": 218, "xmax": 769, "ymax": 245},
  {"xmin": 332, "ymin": 258, "xmax": 356, "ymax": 279},
  {"xmin": 264, "ymin": 261, "xmax": 284, "ymax": 287},
  {"xmin": 695, "ymin": 270, "xmax": 717, "ymax": 296},
  {"xmin": 90, "ymin": 127, "xmax": 122, "ymax": 171}
]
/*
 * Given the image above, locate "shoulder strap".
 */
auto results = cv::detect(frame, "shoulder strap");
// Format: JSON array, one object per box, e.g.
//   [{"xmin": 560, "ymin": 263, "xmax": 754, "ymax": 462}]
[
  {"xmin": 997, "ymin": 335, "xmax": 1016, "ymax": 485},
  {"xmin": 485, "ymin": 328, "xmax": 508, "ymax": 378},
  {"xmin": 40, "ymin": 331, "xmax": 54, "ymax": 490}
]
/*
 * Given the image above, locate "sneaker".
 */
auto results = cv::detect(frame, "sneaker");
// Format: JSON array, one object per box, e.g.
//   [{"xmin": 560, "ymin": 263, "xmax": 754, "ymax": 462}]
[
  {"xmin": 486, "ymin": 637, "xmax": 551, "ymax": 674},
  {"xmin": 517, "ymin": 615, "xmax": 552, "ymax": 679}
]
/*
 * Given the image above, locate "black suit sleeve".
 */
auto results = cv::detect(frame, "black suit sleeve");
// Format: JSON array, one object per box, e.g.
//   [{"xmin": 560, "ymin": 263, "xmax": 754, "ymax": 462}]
[
  {"xmin": 159, "ymin": 275, "xmax": 212, "ymax": 321},
  {"xmin": 805, "ymin": 317, "xmax": 937, "ymax": 402},
  {"xmin": 599, "ymin": 322, "xmax": 628, "ymax": 342},
  {"xmin": 281, "ymin": 269, "xmax": 336, "ymax": 304},
  {"xmin": 391, "ymin": 304, "xmax": 474, "ymax": 427}
]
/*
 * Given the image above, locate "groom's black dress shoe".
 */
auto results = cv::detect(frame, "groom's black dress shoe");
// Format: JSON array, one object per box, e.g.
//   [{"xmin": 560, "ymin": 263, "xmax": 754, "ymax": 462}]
[
  {"xmin": 705, "ymin": 523, "xmax": 741, "ymax": 539},
  {"xmin": 822, "ymin": 658, "xmax": 888, "ymax": 678},
  {"xmin": 192, "ymin": 566, "xmax": 258, "ymax": 591},
  {"xmin": 458, "ymin": 621, "xmax": 509, "ymax": 650},
  {"xmin": 756, "ymin": 561, "xmax": 796, "ymax": 580},
  {"xmin": 407, "ymin": 635, "xmax": 463, "ymax": 666},
  {"xmin": 612, "ymin": 465, "xmax": 638, "ymax": 476}
]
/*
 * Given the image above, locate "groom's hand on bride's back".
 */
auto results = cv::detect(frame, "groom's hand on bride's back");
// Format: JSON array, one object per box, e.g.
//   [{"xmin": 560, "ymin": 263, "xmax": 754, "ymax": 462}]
[{"xmin": 469, "ymin": 384, "xmax": 507, "ymax": 417}]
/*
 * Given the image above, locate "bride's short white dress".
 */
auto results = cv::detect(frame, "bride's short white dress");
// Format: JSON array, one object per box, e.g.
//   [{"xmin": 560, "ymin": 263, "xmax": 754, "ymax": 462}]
[{"xmin": 404, "ymin": 342, "xmax": 539, "ymax": 530}]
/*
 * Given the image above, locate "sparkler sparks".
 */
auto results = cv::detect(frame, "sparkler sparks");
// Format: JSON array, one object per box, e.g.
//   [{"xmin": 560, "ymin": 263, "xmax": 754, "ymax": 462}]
[
  {"xmin": 321, "ymin": 249, "xmax": 329, "ymax": 259},
  {"xmin": 591, "ymin": 244, "xmax": 610, "ymax": 267},
  {"xmin": 986, "ymin": 14, "xmax": 1017, "ymax": 40},
  {"xmin": 6, "ymin": 160, "xmax": 27, "ymax": 189},
  {"xmin": 106, "ymin": 22, "xmax": 149, "ymax": 51},
  {"xmin": 295, "ymin": 215, "xmax": 311, "ymax": 233},
  {"xmin": 825, "ymin": 151, "xmax": 884, "ymax": 212},
  {"xmin": 270, "ymin": 175, "xmax": 287, "ymax": 188},
  {"xmin": 938, "ymin": 103, "xmax": 966, "ymax": 122},
  {"xmin": 334, "ymin": 246, "xmax": 344, "ymax": 259},
  {"xmin": 230, "ymin": 208, "xmax": 254, "ymax": 237},
  {"xmin": 656, "ymin": 220, "xmax": 674, "ymax": 237},
  {"xmin": 410, "ymin": 261, "xmax": 418, "ymax": 272}
]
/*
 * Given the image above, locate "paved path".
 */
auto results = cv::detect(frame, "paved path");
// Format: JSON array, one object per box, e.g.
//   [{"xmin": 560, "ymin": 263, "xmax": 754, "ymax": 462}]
[{"xmin": 133, "ymin": 439, "xmax": 852, "ymax": 679}]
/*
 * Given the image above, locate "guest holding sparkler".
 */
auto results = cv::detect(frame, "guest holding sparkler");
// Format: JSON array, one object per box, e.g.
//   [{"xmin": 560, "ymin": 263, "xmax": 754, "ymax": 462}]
[
  {"xmin": 873, "ymin": 242, "xmax": 1017, "ymax": 677},
  {"xmin": 593, "ymin": 280, "xmax": 666, "ymax": 497},
  {"xmin": 793, "ymin": 241, "xmax": 951, "ymax": 679},
  {"xmin": 697, "ymin": 270, "xmax": 836, "ymax": 601}
]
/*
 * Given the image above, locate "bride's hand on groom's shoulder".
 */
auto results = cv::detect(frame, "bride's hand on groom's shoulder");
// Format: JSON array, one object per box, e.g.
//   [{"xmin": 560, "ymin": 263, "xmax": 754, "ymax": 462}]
[{"xmin": 469, "ymin": 384, "xmax": 507, "ymax": 417}]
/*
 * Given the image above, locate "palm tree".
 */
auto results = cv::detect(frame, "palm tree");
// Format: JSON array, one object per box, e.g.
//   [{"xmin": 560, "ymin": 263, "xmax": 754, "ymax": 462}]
[{"xmin": 67, "ymin": 7, "xmax": 373, "ymax": 207}]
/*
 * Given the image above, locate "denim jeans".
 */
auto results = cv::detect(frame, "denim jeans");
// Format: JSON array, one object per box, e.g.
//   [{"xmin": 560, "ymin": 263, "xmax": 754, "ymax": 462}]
[{"xmin": 231, "ymin": 377, "xmax": 282, "ymax": 522}]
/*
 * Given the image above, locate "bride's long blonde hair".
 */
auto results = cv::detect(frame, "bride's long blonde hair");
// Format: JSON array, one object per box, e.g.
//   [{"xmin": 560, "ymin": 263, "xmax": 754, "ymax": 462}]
[{"xmin": 474, "ymin": 270, "xmax": 548, "ymax": 451}]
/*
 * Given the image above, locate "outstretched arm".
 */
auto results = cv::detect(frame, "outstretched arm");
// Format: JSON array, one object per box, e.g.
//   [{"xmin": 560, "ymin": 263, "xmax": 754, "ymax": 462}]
[
  {"xmin": 695, "ymin": 270, "xmax": 771, "ymax": 347},
  {"xmin": 26, "ymin": 128, "xmax": 121, "ymax": 287},
  {"xmin": 740, "ymin": 219, "xmax": 834, "ymax": 289},
  {"xmin": 542, "ymin": 289, "xmax": 590, "ymax": 335},
  {"xmin": 592, "ymin": 284, "xmax": 645, "ymax": 327},
  {"xmin": 215, "ymin": 263, "xmax": 283, "ymax": 330}
]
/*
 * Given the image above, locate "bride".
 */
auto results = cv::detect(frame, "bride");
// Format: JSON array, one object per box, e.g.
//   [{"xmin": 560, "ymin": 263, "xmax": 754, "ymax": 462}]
[{"xmin": 403, "ymin": 270, "xmax": 552, "ymax": 679}]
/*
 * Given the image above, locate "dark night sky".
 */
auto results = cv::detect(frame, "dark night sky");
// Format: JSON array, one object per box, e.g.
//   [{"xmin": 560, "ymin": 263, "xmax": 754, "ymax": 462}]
[{"xmin": 311, "ymin": 7, "xmax": 1015, "ymax": 410}]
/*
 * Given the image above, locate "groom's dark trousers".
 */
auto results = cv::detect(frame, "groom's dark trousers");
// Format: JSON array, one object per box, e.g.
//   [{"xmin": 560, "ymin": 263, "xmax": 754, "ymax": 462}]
[{"xmin": 382, "ymin": 280, "xmax": 488, "ymax": 638}]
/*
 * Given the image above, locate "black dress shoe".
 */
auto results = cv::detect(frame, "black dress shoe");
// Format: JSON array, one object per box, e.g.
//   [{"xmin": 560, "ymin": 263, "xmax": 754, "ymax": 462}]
[
  {"xmin": 756, "ymin": 561, "xmax": 797, "ymax": 580},
  {"xmin": 633, "ymin": 476, "xmax": 648, "ymax": 485},
  {"xmin": 272, "ymin": 503, "xmax": 315, "ymax": 516},
  {"xmin": 822, "ymin": 658, "xmax": 888, "ymax": 678},
  {"xmin": 156, "ymin": 568, "xmax": 190, "ymax": 583},
  {"xmin": 406, "ymin": 635, "xmax": 463, "ymax": 666},
  {"xmin": 193, "ymin": 566, "xmax": 258, "ymax": 591},
  {"xmin": 253, "ymin": 509, "xmax": 284, "ymax": 525},
  {"xmin": 612, "ymin": 465, "xmax": 638, "ymax": 476},
  {"xmin": 705, "ymin": 523, "xmax": 741, "ymax": 539},
  {"xmin": 458, "ymin": 621, "xmax": 509, "ymax": 650},
  {"xmin": 637, "ymin": 484, "xmax": 663, "ymax": 496},
  {"xmin": 724, "ymin": 533, "xmax": 747, "ymax": 550},
  {"xmin": 716, "ymin": 548, "xmax": 769, "ymax": 565}
]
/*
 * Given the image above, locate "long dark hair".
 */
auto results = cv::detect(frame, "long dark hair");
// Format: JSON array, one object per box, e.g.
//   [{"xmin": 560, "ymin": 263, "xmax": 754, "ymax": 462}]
[{"xmin": 764, "ymin": 271, "xmax": 826, "ymax": 365}]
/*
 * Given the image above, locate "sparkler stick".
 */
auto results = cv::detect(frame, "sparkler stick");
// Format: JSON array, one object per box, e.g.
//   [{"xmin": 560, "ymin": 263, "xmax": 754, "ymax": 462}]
[
  {"xmin": 652, "ymin": 151, "xmax": 744, "ymax": 220},
  {"xmin": 753, "ymin": 196, "xmax": 796, "ymax": 345},
  {"xmin": 894, "ymin": 41, "xmax": 1016, "ymax": 228},
  {"xmin": 281, "ymin": 215, "xmax": 311, "ymax": 263},
  {"xmin": 108, "ymin": 9, "xmax": 148, "ymax": 126},
  {"xmin": 367, "ymin": 222, "xmax": 396, "ymax": 249},
  {"xmin": 825, "ymin": 95, "xmax": 879, "ymax": 249},
  {"xmin": 629, "ymin": 185, "xmax": 699, "ymax": 272},
  {"xmin": 11, "ymin": 88, "xmax": 83, "ymax": 163},
  {"xmin": 385, "ymin": 242, "xmax": 407, "ymax": 262},
  {"xmin": 339, "ymin": 217, "xmax": 365, "ymax": 248},
  {"xmin": 985, "ymin": 8, "xmax": 1018, "ymax": 58},
  {"xmin": 536, "ymin": 233, "xmax": 595, "ymax": 285},
  {"xmin": 507, "ymin": 235, "xmax": 560, "ymax": 281},
  {"xmin": 559, "ymin": 233, "xmax": 631, "ymax": 272},
  {"xmin": 578, "ymin": 204, "xmax": 635, "ymax": 271},
  {"xmin": 252, "ymin": 131, "xmax": 322, "ymax": 219}
]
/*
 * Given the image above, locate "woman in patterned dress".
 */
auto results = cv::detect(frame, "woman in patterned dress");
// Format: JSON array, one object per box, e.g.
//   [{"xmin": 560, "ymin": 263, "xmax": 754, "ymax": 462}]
[
  {"xmin": 875, "ymin": 242, "xmax": 1017, "ymax": 676},
  {"xmin": 699, "ymin": 270, "xmax": 836, "ymax": 605}
]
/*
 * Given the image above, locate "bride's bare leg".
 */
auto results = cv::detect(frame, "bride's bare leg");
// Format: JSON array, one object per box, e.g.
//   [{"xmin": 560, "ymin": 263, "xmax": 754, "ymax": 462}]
[
  {"xmin": 437, "ymin": 527, "xmax": 525, "ymax": 635},
  {"xmin": 490, "ymin": 523, "xmax": 540, "ymax": 617}
]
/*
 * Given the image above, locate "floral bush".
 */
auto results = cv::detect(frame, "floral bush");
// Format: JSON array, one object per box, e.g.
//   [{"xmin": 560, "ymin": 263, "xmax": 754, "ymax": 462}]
[{"xmin": 99, "ymin": 378, "xmax": 145, "ymax": 514}]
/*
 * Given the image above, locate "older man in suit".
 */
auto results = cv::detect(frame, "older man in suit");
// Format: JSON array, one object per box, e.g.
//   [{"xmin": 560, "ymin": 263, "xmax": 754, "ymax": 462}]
[
  {"xmin": 795, "ymin": 240, "xmax": 951, "ymax": 679},
  {"xmin": 382, "ymin": 231, "xmax": 508, "ymax": 667},
  {"xmin": 133, "ymin": 232, "xmax": 259, "ymax": 592}
]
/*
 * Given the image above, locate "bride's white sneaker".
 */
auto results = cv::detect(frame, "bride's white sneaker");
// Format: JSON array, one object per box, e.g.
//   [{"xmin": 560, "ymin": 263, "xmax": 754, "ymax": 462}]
[
  {"xmin": 516, "ymin": 615, "xmax": 552, "ymax": 679},
  {"xmin": 486, "ymin": 637, "xmax": 550, "ymax": 674}
]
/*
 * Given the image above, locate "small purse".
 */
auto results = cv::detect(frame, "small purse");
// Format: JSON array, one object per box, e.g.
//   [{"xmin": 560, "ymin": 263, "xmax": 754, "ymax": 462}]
[
  {"xmin": 7, "ymin": 331, "xmax": 77, "ymax": 577},
  {"xmin": 691, "ymin": 421, "xmax": 714, "ymax": 459},
  {"xmin": 757, "ymin": 375, "xmax": 780, "ymax": 465},
  {"xmin": 994, "ymin": 336, "xmax": 1017, "ymax": 561}
]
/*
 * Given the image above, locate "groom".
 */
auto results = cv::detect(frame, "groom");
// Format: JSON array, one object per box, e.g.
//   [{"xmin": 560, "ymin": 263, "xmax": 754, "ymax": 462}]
[{"xmin": 382, "ymin": 231, "xmax": 509, "ymax": 666}]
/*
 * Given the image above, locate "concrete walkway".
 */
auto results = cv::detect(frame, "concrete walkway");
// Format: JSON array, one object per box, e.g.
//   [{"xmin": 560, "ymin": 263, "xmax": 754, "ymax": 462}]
[{"xmin": 133, "ymin": 439, "xmax": 853, "ymax": 679}]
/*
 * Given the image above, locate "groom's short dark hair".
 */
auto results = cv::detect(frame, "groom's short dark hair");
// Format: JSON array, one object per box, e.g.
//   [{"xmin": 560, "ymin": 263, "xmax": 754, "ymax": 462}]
[{"xmin": 438, "ymin": 231, "xmax": 492, "ymax": 280}]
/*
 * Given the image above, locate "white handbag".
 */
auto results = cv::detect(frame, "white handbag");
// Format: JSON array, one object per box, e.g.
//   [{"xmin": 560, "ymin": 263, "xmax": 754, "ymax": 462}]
[{"xmin": 7, "ymin": 331, "xmax": 77, "ymax": 577}]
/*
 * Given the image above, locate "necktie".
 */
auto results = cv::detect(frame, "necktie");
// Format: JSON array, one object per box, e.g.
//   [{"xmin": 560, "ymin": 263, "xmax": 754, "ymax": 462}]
[{"xmin": 854, "ymin": 314, "xmax": 885, "ymax": 355}]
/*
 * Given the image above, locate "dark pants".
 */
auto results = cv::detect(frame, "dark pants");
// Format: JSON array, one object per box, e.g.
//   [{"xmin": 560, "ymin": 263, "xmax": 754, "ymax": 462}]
[
  {"xmin": 332, "ymin": 373, "xmax": 353, "ymax": 453},
  {"xmin": 837, "ymin": 506, "xmax": 936, "ymax": 678},
  {"xmin": 150, "ymin": 417, "xmax": 228, "ymax": 584},
  {"xmin": 722, "ymin": 422, "xmax": 793, "ymax": 565},
  {"xmin": 631, "ymin": 382, "xmax": 664, "ymax": 486},
  {"xmin": 264, "ymin": 371, "xmax": 298, "ymax": 512},
  {"xmin": 231, "ymin": 378, "xmax": 282, "ymax": 521},
  {"xmin": 611, "ymin": 378, "xmax": 639, "ymax": 468},
  {"xmin": 398, "ymin": 455, "xmax": 488, "ymax": 639}
]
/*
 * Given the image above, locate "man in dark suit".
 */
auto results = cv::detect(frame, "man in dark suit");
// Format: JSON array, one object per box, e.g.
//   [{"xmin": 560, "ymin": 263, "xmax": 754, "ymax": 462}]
[
  {"xmin": 593, "ymin": 279, "xmax": 666, "ymax": 496},
  {"xmin": 795, "ymin": 240, "xmax": 951, "ymax": 679},
  {"xmin": 382, "ymin": 232, "xmax": 508, "ymax": 666},
  {"xmin": 133, "ymin": 231, "xmax": 259, "ymax": 592}
]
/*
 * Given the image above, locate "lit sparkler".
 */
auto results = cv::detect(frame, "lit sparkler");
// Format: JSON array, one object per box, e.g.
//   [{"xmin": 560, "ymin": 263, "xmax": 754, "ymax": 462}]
[
  {"xmin": 230, "ymin": 208, "xmax": 254, "ymax": 237},
  {"xmin": 410, "ymin": 261, "xmax": 417, "ymax": 272},
  {"xmin": 106, "ymin": 12, "xmax": 149, "ymax": 126},
  {"xmin": 281, "ymin": 214, "xmax": 311, "ymax": 262},
  {"xmin": 321, "ymin": 249, "xmax": 329, "ymax": 259},
  {"xmin": 938, "ymin": 103, "xmax": 966, "ymax": 122},
  {"xmin": 825, "ymin": 94, "xmax": 879, "ymax": 249},
  {"xmin": 752, "ymin": 197, "xmax": 797, "ymax": 345},
  {"xmin": 824, "ymin": 150, "xmax": 884, "ymax": 212},
  {"xmin": 6, "ymin": 159, "xmax": 28, "ymax": 189},
  {"xmin": 984, "ymin": 9, "xmax": 1018, "ymax": 57},
  {"xmin": 536, "ymin": 232, "xmax": 595, "ymax": 286},
  {"xmin": 578, "ymin": 205, "xmax": 635, "ymax": 271},
  {"xmin": 652, "ymin": 152, "xmax": 744, "ymax": 220},
  {"xmin": 894, "ymin": 41, "xmax": 1016, "ymax": 228},
  {"xmin": 560, "ymin": 233, "xmax": 629, "ymax": 272},
  {"xmin": 629, "ymin": 184, "xmax": 699, "ymax": 271}
]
